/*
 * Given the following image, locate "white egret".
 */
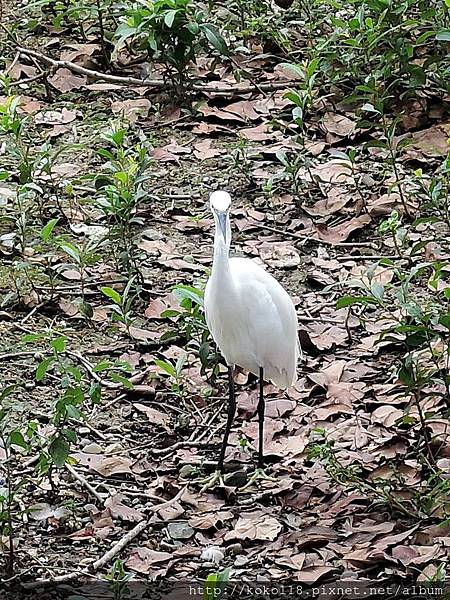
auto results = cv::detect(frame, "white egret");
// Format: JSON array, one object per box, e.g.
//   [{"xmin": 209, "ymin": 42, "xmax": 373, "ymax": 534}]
[{"xmin": 203, "ymin": 191, "xmax": 301, "ymax": 489}]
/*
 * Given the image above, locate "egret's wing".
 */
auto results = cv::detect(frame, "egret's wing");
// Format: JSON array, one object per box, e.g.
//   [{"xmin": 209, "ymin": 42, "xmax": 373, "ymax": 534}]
[{"xmin": 230, "ymin": 258, "xmax": 300, "ymax": 387}]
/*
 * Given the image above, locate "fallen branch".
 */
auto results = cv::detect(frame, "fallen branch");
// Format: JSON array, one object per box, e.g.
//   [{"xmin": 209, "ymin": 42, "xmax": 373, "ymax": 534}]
[
  {"xmin": 18, "ymin": 46, "xmax": 298, "ymax": 95},
  {"xmin": 21, "ymin": 486, "xmax": 187, "ymax": 589},
  {"xmin": 65, "ymin": 463, "xmax": 105, "ymax": 504}
]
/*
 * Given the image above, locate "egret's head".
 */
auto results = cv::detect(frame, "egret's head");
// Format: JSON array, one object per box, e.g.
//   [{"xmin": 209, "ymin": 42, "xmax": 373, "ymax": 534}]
[
  {"xmin": 210, "ymin": 191, "xmax": 231, "ymax": 245},
  {"xmin": 210, "ymin": 190, "xmax": 231, "ymax": 213}
]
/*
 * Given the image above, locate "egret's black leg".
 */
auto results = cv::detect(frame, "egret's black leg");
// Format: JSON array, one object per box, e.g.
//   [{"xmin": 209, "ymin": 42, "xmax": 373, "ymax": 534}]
[
  {"xmin": 217, "ymin": 365, "xmax": 236, "ymax": 471},
  {"xmin": 257, "ymin": 366, "xmax": 265, "ymax": 469}
]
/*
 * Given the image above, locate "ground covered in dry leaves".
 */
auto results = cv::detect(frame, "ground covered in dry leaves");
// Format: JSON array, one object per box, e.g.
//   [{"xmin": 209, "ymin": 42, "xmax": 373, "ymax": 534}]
[{"xmin": 0, "ymin": 0, "xmax": 450, "ymax": 596}]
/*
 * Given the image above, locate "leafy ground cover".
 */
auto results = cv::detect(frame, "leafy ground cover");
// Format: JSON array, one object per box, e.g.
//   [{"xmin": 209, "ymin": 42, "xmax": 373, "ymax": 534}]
[{"xmin": 0, "ymin": 0, "xmax": 450, "ymax": 595}]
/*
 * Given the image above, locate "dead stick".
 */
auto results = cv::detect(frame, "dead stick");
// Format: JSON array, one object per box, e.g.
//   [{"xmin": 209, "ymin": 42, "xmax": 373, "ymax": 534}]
[
  {"xmin": 65, "ymin": 464, "xmax": 105, "ymax": 504},
  {"xmin": 17, "ymin": 46, "xmax": 299, "ymax": 94},
  {"xmin": 21, "ymin": 486, "xmax": 187, "ymax": 588}
]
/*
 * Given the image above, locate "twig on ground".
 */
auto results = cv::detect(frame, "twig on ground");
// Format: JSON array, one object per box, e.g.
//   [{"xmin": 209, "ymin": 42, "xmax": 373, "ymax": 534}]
[
  {"xmin": 4, "ymin": 50, "xmax": 20, "ymax": 75},
  {"xmin": 0, "ymin": 351, "xmax": 35, "ymax": 361},
  {"xmin": 21, "ymin": 486, "xmax": 187, "ymax": 588},
  {"xmin": 65, "ymin": 463, "xmax": 106, "ymax": 504},
  {"xmin": 17, "ymin": 46, "xmax": 300, "ymax": 95}
]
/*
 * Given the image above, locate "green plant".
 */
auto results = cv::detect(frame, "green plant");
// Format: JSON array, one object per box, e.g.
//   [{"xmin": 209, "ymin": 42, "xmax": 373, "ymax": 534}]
[
  {"xmin": 57, "ymin": 237, "xmax": 103, "ymax": 316},
  {"xmin": 0, "ymin": 386, "xmax": 32, "ymax": 576},
  {"xmin": 222, "ymin": 0, "xmax": 289, "ymax": 51},
  {"xmin": 364, "ymin": 109, "xmax": 411, "ymax": 217},
  {"xmin": 101, "ymin": 276, "xmax": 138, "ymax": 336},
  {"xmin": 334, "ymin": 147, "xmax": 368, "ymax": 213},
  {"xmin": 414, "ymin": 154, "xmax": 450, "ymax": 228},
  {"xmin": 203, "ymin": 568, "xmax": 230, "ymax": 600},
  {"xmin": 155, "ymin": 352, "xmax": 187, "ymax": 398},
  {"xmin": 0, "ymin": 96, "xmax": 33, "ymax": 185},
  {"xmin": 22, "ymin": 333, "xmax": 130, "ymax": 477},
  {"xmin": 26, "ymin": 0, "xmax": 118, "ymax": 61},
  {"xmin": 310, "ymin": 0, "xmax": 450, "ymax": 100},
  {"xmin": 271, "ymin": 59, "xmax": 319, "ymax": 198},
  {"xmin": 161, "ymin": 284, "xmax": 219, "ymax": 374},
  {"xmin": 378, "ymin": 210, "xmax": 406, "ymax": 257},
  {"xmin": 105, "ymin": 559, "xmax": 134, "ymax": 600},
  {"xmin": 95, "ymin": 125, "xmax": 151, "ymax": 275},
  {"xmin": 308, "ymin": 429, "xmax": 450, "ymax": 518},
  {"xmin": 113, "ymin": 0, "xmax": 228, "ymax": 96}
]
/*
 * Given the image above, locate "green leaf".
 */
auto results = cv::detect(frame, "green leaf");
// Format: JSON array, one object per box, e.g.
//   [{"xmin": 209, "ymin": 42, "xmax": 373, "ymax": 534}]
[
  {"xmin": 51, "ymin": 336, "xmax": 66, "ymax": 353},
  {"xmin": 370, "ymin": 282, "xmax": 384, "ymax": 301},
  {"xmin": 109, "ymin": 373, "xmax": 133, "ymax": 389},
  {"xmin": 9, "ymin": 430, "xmax": 28, "ymax": 450},
  {"xmin": 101, "ymin": 286, "xmax": 122, "ymax": 305},
  {"xmin": 172, "ymin": 284, "xmax": 204, "ymax": 306},
  {"xmin": 175, "ymin": 352, "xmax": 187, "ymax": 376},
  {"xmin": 89, "ymin": 382, "xmax": 102, "ymax": 403},
  {"xmin": 336, "ymin": 295, "xmax": 377, "ymax": 309},
  {"xmin": 41, "ymin": 218, "xmax": 59, "ymax": 242},
  {"xmin": 155, "ymin": 359, "xmax": 176, "ymax": 378},
  {"xmin": 59, "ymin": 242, "xmax": 81, "ymax": 263},
  {"xmin": 80, "ymin": 301, "xmax": 94, "ymax": 319},
  {"xmin": 278, "ymin": 62, "xmax": 304, "ymax": 79},
  {"xmin": 200, "ymin": 23, "xmax": 229, "ymax": 56},
  {"xmin": 436, "ymin": 29, "xmax": 450, "ymax": 41},
  {"xmin": 361, "ymin": 102, "xmax": 381, "ymax": 114},
  {"xmin": 62, "ymin": 428, "xmax": 77, "ymax": 443},
  {"xmin": 49, "ymin": 435, "xmax": 70, "ymax": 467},
  {"xmin": 0, "ymin": 385, "xmax": 16, "ymax": 403},
  {"xmin": 203, "ymin": 569, "xmax": 230, "ymax": 600},
  {"xmin": 164, "ymin": 9, "xmax": 177, "ymax": 27},
  {"xmin": 161, "ymin": 309, "xmax": 180, "ymax": 318},
  {"xmin": 36, "ymin": 357, "xmax": 54, "ymax": 381},
  {"xmin": 22, "ymin": 333, "xmax": 42, "ymax": 343}
]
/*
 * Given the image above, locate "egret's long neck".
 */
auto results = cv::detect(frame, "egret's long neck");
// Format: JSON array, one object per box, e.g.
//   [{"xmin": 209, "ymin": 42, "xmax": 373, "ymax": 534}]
[{"xmin": 211, "ymin": 214, "xmax": 232, "ymax": 279}]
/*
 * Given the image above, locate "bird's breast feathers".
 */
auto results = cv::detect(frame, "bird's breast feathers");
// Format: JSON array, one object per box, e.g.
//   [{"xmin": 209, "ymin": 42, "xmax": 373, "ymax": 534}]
[{"xmin": 204, "ymin": 257, "xmax": 299, "ymax": 387}]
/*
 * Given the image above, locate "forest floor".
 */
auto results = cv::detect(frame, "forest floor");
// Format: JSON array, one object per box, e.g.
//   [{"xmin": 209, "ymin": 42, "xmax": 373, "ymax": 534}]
[{"xmin": 0, "ymin": 0, "xmax": 450, "ymax": 597}]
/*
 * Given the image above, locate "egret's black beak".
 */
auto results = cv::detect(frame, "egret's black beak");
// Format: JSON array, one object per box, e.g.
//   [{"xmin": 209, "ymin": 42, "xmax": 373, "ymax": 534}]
[{"xmin": 217, "ymin": 210, "xmax": 228, "ymax": 243}]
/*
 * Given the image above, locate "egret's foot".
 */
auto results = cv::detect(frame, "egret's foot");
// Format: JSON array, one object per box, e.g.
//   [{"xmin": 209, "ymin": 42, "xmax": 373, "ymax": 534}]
[
  {"xmin": 239, "ymin": 468, "xmax": 276, "ymax": 492},
  {"xmin": 197, "ymin": 470, "xmax": 225, "ymax": 492}
]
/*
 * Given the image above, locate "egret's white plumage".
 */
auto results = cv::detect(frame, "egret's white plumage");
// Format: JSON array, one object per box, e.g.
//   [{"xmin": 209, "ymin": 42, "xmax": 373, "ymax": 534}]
[
  {"xmin": 205, "ymin": 191, "xmax": 300, "ymax": 388},
  {"xmin": 201, "ymin": 191, "xmax": 301, "ymax": 483}
]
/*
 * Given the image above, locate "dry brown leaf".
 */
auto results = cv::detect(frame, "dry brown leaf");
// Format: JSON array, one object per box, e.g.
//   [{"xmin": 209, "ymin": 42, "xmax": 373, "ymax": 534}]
[
  {"xmin": 8, "ymin": 62, "xmax": 38, "ymax": 80},
  {"xmin": 323, "ymin": 112, "xmax": 357, "ymax": 142},
  {"xmin": 311, "ymin": 159, "xmax": 353, "ymax": 184},
  {"xmin": 367, "ymin": 193, "xmax": 402, "ymax": 216},
  {"xmin": 304, "ymin": 323, "xmax": 348, "ymax": 350},
  {"xmin": 316, "ymin": 214, "xmax": 371, "ymax": 244},
  {"xmin": 400, "ymin": 121, "xmax": 450, "ymax": 159},
  {"xmin": 371, "ymin": 405, "xmax": 403, "ymax": 427},
  {"xmin": 35, "ymin": 108, "xmax": 78, "ymax": 126},
  {"xmin": 73, "ymin": 452, "xmax": 134, "ymax": 477},
  {"xmin": 304, "ymin": 190, "xmax": 350, "ymax": 217},
  {"xmin": 259, "ymin": 244, "xmax": 301, "ymax": 268},
  {"xmin": 193, "ymin": 139, "xmax": 223, "ymax": 160},
  {"xmin": 241, "ymin": 123, "xmax": 279, "ymax": 142},
  {"xmin": 60, "ymin": 43, "xmax": 100, "ymax": 64},
  {"xmin": 105, "ymin": 494, "xmax": 144, "ymax": 522},
  {"xmin": 126, "ymin": 548, "xmax": 173, "ymax": 574},
  {"xmin": 295, "ymin": 565, "xmax": 337, "ymax": 583},
  {"xmin": 134, "ymin": 403, "xmax": 170, "ymax": 429},
  {"xmin": 48, "ymin": 68, "xmax": 87, "ymax": 92},
  {"xmin": 111, "ymin": 99, "xmax": 151, "ymax": 123},
  {"xmin": 224, "ymin": 514, "xmax": 282, "ymax": 542},
  {"xmin": 222, "ymin": 100, "xmax": 260, "ymax": 121},
  {"xmin": 199, "ymin": 103, "xmax": 246, "ymax": 123},
  {"xmin": 127, "ymin": 325, "xmax": 160, "ymax": 341}
]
